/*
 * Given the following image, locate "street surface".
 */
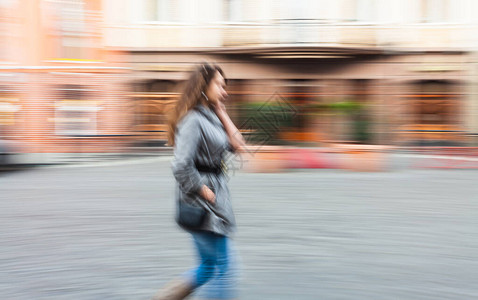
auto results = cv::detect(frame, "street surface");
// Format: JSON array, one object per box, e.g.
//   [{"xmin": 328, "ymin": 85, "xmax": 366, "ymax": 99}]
[{"xmin": 1, "ymin": 157, "xmax": 477, "ymax": 299}]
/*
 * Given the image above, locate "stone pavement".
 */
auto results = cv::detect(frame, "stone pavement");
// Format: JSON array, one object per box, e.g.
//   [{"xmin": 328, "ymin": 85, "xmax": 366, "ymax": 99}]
[{"xmin": 1, "ymin": 158, "xmax": 477, "ymax": 299}]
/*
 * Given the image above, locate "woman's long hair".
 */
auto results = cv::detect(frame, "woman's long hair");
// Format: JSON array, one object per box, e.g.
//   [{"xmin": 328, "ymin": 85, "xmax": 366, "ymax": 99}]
[{"xmin": 167, "ymin": 63, "xmax": 225, "ymax": 146}]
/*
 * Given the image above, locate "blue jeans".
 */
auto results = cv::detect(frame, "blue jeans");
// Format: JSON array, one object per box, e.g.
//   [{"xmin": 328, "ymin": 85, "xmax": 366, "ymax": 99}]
[{"xmin": 184, "ymin": 231, "xmax": 239, "ymax": 299}]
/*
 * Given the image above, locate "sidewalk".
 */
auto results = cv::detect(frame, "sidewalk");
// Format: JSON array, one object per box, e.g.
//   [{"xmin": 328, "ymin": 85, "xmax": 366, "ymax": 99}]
[
  {"xmin": 8, "ymin": 146, "xmax": 478, "ymax": 171},
  {"xmin": 241, "ymin": 145, "xmax": 478, "ymax": 172},
  {"xmin": 8, "ymin": 147, "xmax": 173, "ymax": 167}
]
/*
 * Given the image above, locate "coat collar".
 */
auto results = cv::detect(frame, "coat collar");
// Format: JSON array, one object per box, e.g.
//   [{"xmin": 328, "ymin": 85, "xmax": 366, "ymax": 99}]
[{"xmin": 193, "ymin": 104, "xmax": 221, "ymax": 126}]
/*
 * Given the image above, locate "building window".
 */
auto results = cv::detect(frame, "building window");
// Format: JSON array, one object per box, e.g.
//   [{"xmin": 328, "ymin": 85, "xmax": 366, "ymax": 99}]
[
  {"xmin": 413, "ymin": 80, "xmax": 456, "ymax": 124},
  {"xmin": 342, "ymin": 0, "xmax": 377, "ymax": 23},
  {"xmin": 224, "ymin": 0, "xmax": 242, "ymax": 22},
  {"xmin": 350, "ymin": 79, "xmax": 371, "ymax": 143},
  {"xmin": 420, "ymin": 0, "xmax": 449, "ymax": 23},
  {"xmin": 57, "ymin": 0, "xmax": 87, "ymax": 59},
  {"xmin": 0, "ymin": 85, "xmax": 20, "ymax": 136},
  {"xmin": 287, "ymin": 79, "xmax": 314, "ymax": 131},
  {"xmin": 132, "ymin": 80, "xmax": 180, "ymax": 143},
  {"xmin": 55, "ymin": 86, "xmax": 99, "ymax": 136},
  {"xmin": 45, "ymin": 0, "xmax": 101, "ymax": 60},
  {"xmin": 144, "ymin": 0, "xmax": 179, "ymax": 22},
  {"xmin": 355, "ymin": 0, "xmax": 377, "ymax": 23},
  {"xmin": 0, "ymin": 0, "xmax": 17, "ymax": 62}
]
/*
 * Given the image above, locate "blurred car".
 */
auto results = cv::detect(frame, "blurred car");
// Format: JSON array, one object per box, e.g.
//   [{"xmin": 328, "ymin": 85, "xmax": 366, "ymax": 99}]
[{"xmin": 0, "ymin": 139, "xmax": 21, "ymax": 170}]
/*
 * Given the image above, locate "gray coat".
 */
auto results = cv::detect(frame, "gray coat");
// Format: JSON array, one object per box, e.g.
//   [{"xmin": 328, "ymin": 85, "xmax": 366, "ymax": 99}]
[{"xmin": 171, "ymin": 104, "xmax": 236, "ymax": 236}]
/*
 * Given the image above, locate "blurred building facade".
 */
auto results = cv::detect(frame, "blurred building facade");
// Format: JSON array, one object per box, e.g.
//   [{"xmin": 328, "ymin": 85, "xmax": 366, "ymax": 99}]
[
  {"xmin": 0, "ymin": 0, "xmax": 130, "ymax": 156},
  {"xmin": 2, "ymin": 0, "xmax": 478, "ymax": 156},
  {"xmin": 103, "ymin": 0, "xmax": 478, "ymax": 147}
]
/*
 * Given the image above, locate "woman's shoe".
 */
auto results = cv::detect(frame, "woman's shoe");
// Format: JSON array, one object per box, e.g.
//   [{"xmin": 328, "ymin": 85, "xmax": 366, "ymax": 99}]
[{"xmin": 151, "ymin": 278, "xmax": 194, "ymax": 300}]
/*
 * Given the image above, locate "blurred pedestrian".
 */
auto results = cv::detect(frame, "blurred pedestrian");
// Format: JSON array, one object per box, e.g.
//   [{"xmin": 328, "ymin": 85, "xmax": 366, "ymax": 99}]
[{"xmin": 151, "ymin": 63, "xmax": 245, "ymax": 300}]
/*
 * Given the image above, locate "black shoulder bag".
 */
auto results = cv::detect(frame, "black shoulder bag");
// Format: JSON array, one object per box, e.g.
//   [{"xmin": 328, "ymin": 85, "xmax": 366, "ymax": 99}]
[{"xmin": 176, "ymin": 198, "xmax": 207, "ymax": 229}]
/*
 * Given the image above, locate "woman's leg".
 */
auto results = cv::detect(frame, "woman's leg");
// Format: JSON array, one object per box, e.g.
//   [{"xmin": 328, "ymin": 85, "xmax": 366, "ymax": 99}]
[
  {"xmin": 186, "ymin": 231, "xmax": 226, "ymax": 288},
  {"xmin": 195, "ymin": 236, "xmax": 240, "ymax": 299},
  {"xmin": 152, "ymin": 231, "xmax": 237, "ymax": 300},
  {"xmin": 151, "ymin": 231, "xmax": 221, "ymax": 300}
]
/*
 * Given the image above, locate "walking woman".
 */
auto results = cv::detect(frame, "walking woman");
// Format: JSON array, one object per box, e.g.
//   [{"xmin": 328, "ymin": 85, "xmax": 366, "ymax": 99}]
[{"xmin": 152, "ymin": 63, "xmax": 245, "ymax": 300}]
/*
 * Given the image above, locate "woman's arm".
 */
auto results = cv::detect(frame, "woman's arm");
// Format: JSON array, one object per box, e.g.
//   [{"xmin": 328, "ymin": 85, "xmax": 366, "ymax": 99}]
[
  {"xmin": 214, "ymin": 102, "xmax": 246, "ymax": 152},
  {"xmin": 172, "ymin": 114, "xmax": 215, "ymax": 204}
]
